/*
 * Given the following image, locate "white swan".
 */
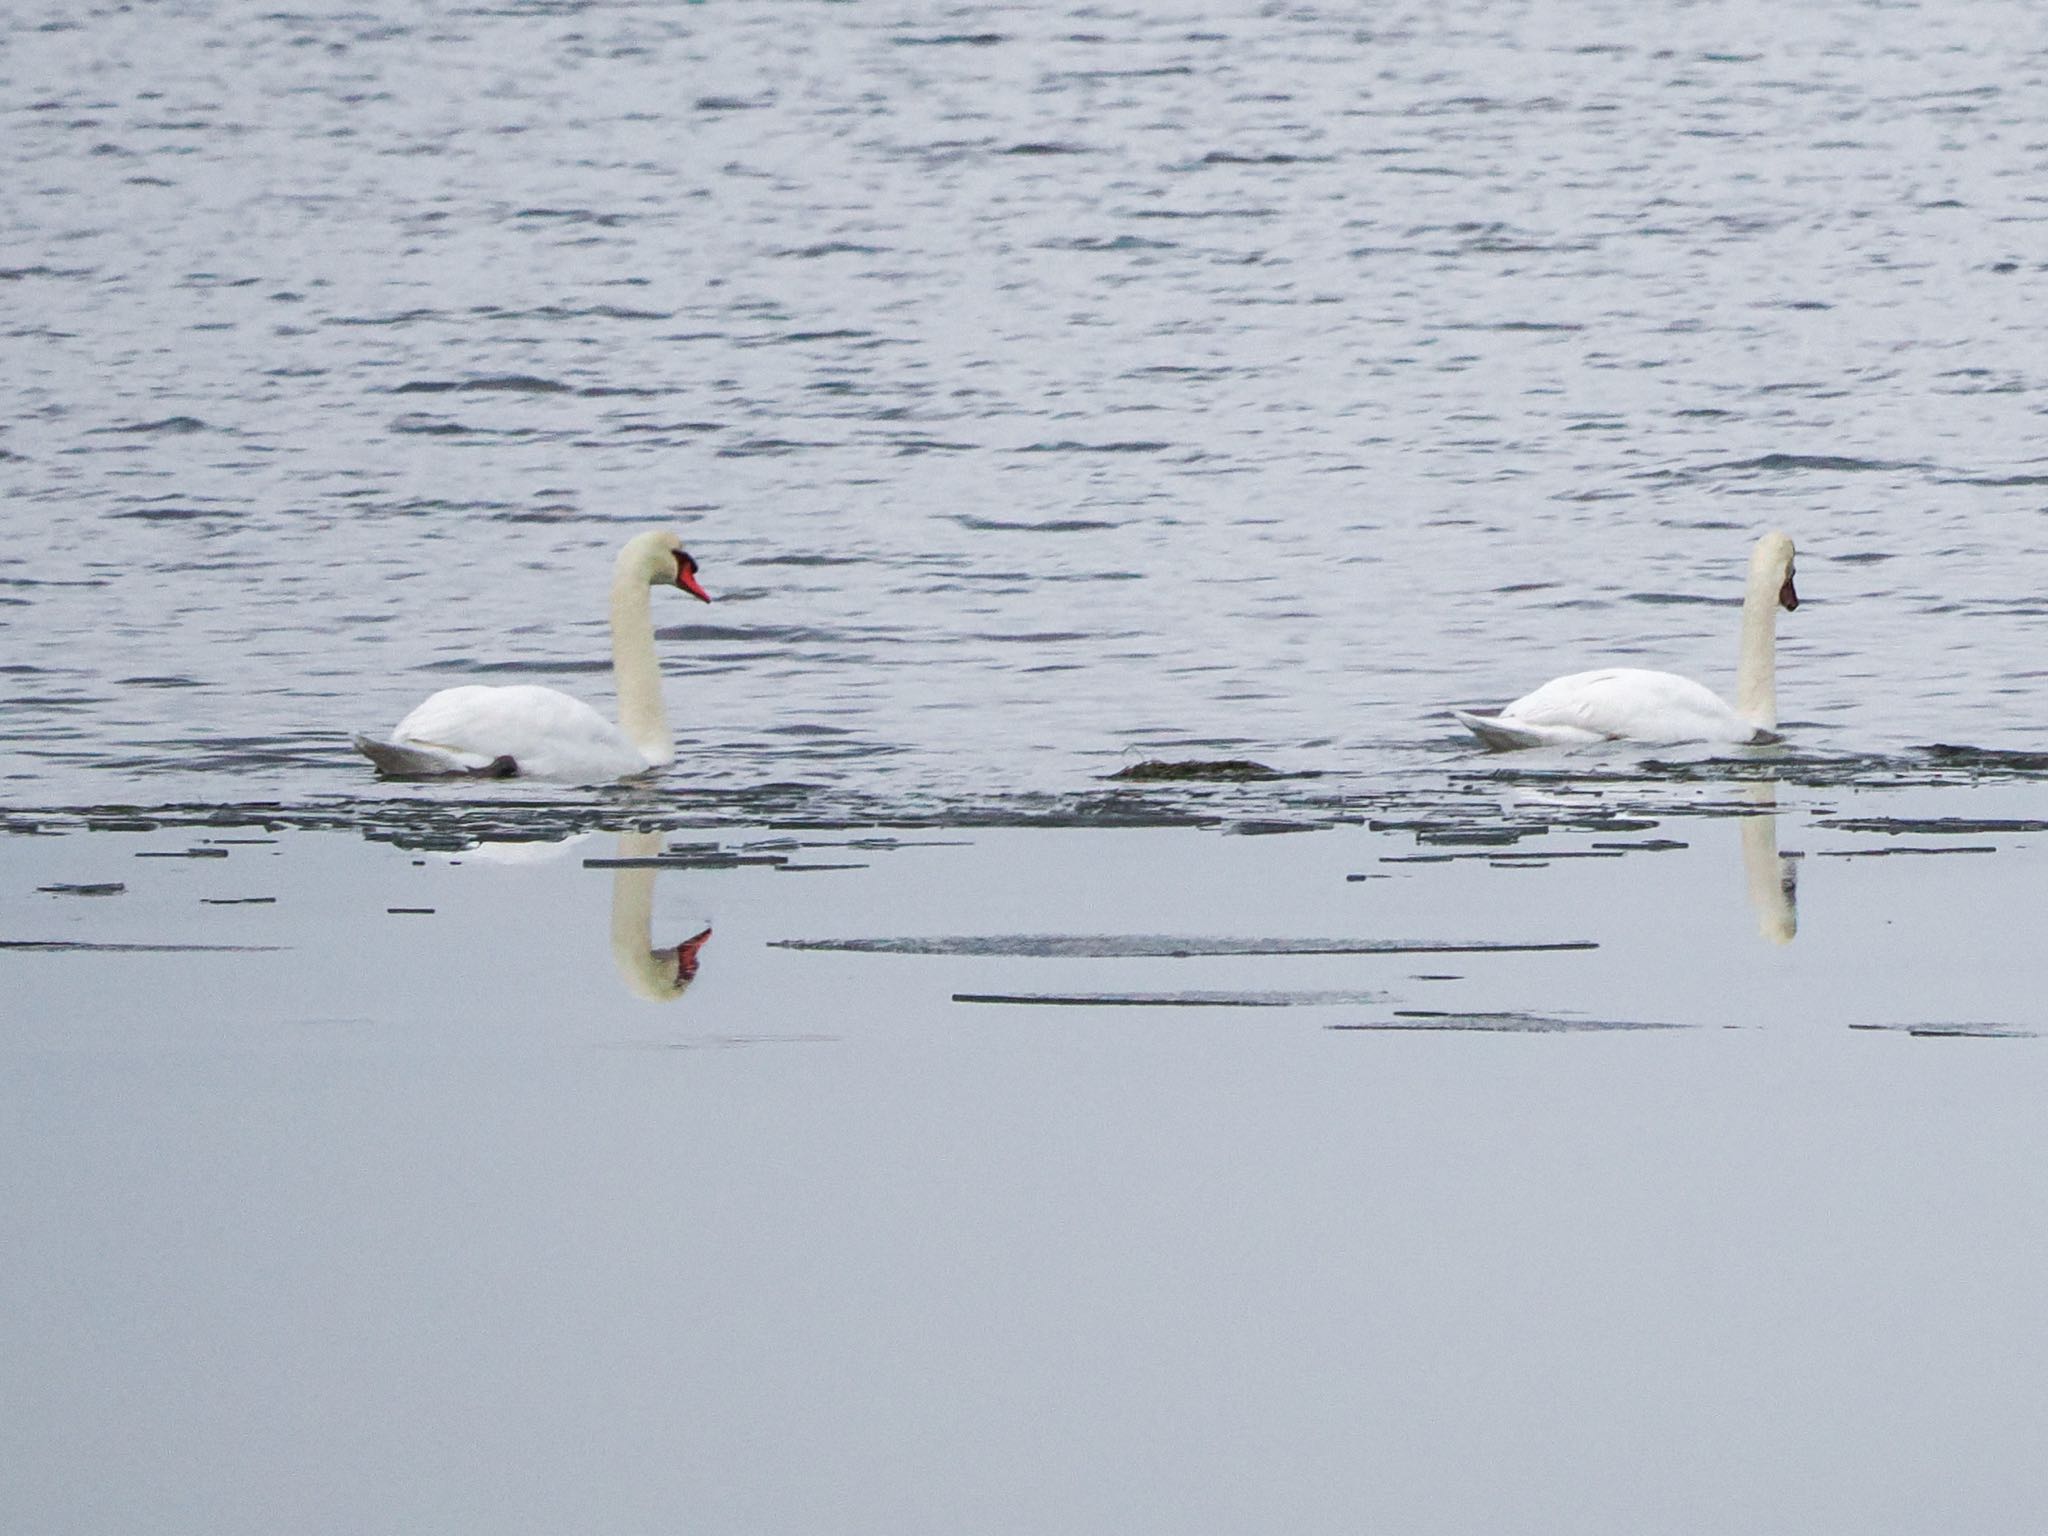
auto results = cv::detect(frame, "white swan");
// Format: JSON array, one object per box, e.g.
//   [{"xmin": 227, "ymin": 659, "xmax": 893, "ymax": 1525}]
[
  {"xmin": 1453, "ymin": 531, "xmax": 1798, "ymax": 750},
  {"xmin": 354, "ymin": 529, "xmax": 710, "ymax": 780}
]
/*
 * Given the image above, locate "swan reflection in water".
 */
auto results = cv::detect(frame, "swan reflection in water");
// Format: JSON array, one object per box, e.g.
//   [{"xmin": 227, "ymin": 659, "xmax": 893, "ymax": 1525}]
[
  {"xmin": 1739, "ymin": 781, "xmax": 1798, "ymax": 945},
  {"xmin": 609, "ymin": 831, "xmax": 713, "ymax": 1001}
]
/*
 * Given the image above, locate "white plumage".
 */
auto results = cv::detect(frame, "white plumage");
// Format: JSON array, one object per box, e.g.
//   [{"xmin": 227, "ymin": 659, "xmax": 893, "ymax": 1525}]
[
  {"xmin": 1453, "ymin": 667, "xmax": 1777, "ymax": 750},
  {"xmin": 1455, "ymin": 532, "xmax": 1799, "ymax": 751},
  {"xmin": 362, "ymin": 684, "xmax": 649, "ymax": 780},
  {"xmin": 354, "ymin": 529, "xmax": 709, "ymax": 782}
]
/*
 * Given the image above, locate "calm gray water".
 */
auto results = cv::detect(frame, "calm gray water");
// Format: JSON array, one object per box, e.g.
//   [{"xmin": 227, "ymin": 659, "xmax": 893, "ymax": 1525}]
[
  {"xmin": 7, "ymin": 814, "xmax": 2048, "ymax": 1534},
  {"xmin": 6, "ymin": 1, "xmax": 2048, "ymax": 812}
]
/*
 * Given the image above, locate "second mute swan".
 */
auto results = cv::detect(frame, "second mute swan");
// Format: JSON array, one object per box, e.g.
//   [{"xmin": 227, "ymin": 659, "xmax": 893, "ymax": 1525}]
[
  {"xmin": 354, "ymin": 528, "xmax": 710, "ymax": 781},
  {"xmin": 1453, "ymin": 531, "xmax": 1798, "ymax": 750}
]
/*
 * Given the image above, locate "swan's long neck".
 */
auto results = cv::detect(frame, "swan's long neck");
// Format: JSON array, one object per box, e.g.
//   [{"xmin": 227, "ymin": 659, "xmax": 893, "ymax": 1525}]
[
  {"xmin": 610, "ymin": 563, "xmax": 672, "ymax": 767},
  {"xmin": 1734, "ymin": 563, "xmax": 1781, "ymax": 728}
]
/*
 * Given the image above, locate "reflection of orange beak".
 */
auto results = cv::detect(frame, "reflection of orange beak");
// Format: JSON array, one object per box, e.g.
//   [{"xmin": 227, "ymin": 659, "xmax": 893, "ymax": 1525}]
[
  {"xmin": 675, "ymin": 926, "xmax": 713, "ymax": 982},
  {"xmin": 1779, "ymin": 573, "xmax": 1799, "ymax": 611},
  {"xmin": 678, "ymin": 569, "xmax": 711, "ymax": 603}
]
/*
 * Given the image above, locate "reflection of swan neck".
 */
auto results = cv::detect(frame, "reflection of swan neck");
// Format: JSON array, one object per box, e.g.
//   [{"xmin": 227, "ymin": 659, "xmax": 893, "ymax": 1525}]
[
  {"xmin": 1739, "ymin": 788, "xmax": 1797, "ymax": 945},
  {"xmin": 611, "ymin": 555, "xmax": 671, "ymax": 768},
  {"xmin": 611, "ymin": 831, "xmax": 690, "ymax": 1000}
]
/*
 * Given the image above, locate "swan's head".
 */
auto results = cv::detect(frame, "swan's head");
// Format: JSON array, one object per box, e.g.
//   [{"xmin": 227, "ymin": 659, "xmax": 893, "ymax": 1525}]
[
  {"xmin": 622, "ymin": 529, "xmax": 711, "ymax": 603},
  {"xmin": 620, "ymin": 927, "xmax": 714, "ymax": 1002},
  {"xmin": 1752, "ymin": 530, "xmax": 1797, "ymax": 611}
]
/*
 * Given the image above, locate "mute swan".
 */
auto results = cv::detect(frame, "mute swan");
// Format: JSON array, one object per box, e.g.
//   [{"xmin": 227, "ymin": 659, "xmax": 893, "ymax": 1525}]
[
  {"xmin": 1453, "ymin": 531, "xmax": 1798, "ymax": 750},
  {"xmin": 354, "ymin": 529, "xmax": 710, "ymax": 780}
]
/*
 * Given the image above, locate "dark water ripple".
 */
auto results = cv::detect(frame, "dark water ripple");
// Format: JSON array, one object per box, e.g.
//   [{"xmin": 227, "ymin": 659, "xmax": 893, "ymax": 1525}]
[{"xmin": 3, "ymin": 2, "xmax": 2047, "ymax": 817}]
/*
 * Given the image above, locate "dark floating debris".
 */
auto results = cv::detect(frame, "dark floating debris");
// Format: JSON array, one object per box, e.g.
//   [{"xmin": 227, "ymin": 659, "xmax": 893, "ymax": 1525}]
[
  {"xmin": 585, "ymin": 852, "xmax": 788, "ymax": 869},
  {"xmin": 1528, "ymin": 745, "xmax": 2048, "ymax": 792},
  {"xmin": 1819, "ymin": 817, "xmax": 2048, "ymax": 835},
  {"xmin": 953, "ymin": 989, "xmax": 1389, "ymax": 1008},
  {"xmin": 1372, "ymin": 820, "xmax": 1556, "ymax": 846},
  {"xmin": 0, "ymin": 939, "xmax": 278, "ymax": 953},
  {"xmin": 1848, "ymin": 1022, "xmax": 2036, "ymax": 1039},
  {"xmin": 1382, "ymin": 847, "xmax": 1626, "ymax": 864},
  {"xmin": 1817, "ymin": 846, "xmax": 1996, "ymax": 858},
  {"xmin": 1919, "ymin": 743, "xmax": 2048, "ymax": 773},
  {"xmin": 385, "ymin": 907, "xmax": 435, "ymax": 915},
  {"xmin": 95, "ymin": 415, "xmax": 209, "ymax": 436},
  {"xmin": 1109, "ymin": 759, "xmax": 1287, "ymax": 782},
  {"xmin": 135, "ymin": 847, "xmax": 230, "ymax": 859},
  {"xmin": 1333, "ymin": 1010, "xmax": 1683, "ymax": 1033},
  {"xmin": 37, "ymin": 882, "xmax": 125, "ymax": 896},
  {"xmin": 13, "ymin": 737, "xmax": 2048, "ymax": 849},
  {"xmin": 774, "ymin": 934, "xmax": 1597, "ymax": 957},
  {"xmin": 201, "ymin": 896, "xmax": 277, "ymax": 905},
  {"xmin": 1488, "ymin": 849, "xmax": 1626, "ymax": 861}
]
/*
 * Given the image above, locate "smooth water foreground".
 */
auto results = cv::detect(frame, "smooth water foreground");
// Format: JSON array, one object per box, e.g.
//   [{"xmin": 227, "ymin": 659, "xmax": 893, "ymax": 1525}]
[{"xmin": 6, "ymin": 791, "xmax": 2048, "ymax": 1533}]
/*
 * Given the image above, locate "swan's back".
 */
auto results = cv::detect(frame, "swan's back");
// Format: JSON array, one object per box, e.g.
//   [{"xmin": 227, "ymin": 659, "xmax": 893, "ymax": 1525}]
[
  {"xmin": 1497, "ymin": 668, "xmax": 1767, "ymax": 745},
  {"xmin": 386, "ymin": 684, "xmax": 646, "ymax": 779}
]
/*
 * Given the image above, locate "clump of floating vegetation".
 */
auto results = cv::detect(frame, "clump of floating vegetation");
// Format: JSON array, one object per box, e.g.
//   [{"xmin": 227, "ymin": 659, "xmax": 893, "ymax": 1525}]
[{"xmin": 1108, "ymin": 758, "xmax": 1290, "ymax": 782}]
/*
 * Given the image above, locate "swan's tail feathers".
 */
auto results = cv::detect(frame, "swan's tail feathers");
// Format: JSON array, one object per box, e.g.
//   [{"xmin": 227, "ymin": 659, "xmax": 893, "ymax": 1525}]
[
  {"xmin": 353, "ymin": 733, "xmax": 517, "ymax": 779},
  {"xmin": 1453, "ymin": 711, "xmax": 1556, "ymax": 752}
]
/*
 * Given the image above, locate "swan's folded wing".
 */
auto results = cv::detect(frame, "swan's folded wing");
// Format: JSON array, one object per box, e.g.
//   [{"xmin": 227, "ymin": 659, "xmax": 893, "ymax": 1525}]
[
  {"xmin": 384, "ymin": 684, "xmax": 644, "ymax": 779},
  {"xmin": 392, "ymin": 685, "xmax": 607, "ymax": 756},
  {"xmin": 1497, "ymin": 668, "xmax": 1759, "ymax": 745}
]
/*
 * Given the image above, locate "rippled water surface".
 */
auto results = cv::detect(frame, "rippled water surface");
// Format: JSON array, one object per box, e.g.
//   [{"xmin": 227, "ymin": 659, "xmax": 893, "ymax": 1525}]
[{"xmin": 6, "ymin": 1, "xmax": 2048, "ymax": 814}]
